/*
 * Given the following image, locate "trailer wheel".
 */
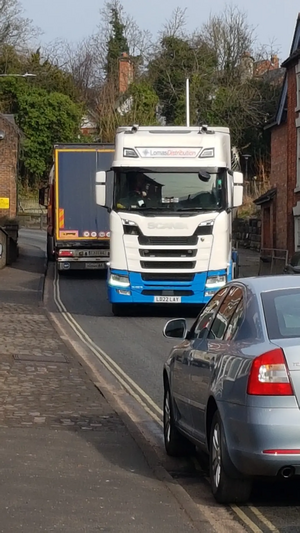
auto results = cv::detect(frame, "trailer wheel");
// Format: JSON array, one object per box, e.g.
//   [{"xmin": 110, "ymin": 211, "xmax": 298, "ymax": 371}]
[{"xmin": 47, "ymin": 235, "xmax": 55, "ymax": 262}]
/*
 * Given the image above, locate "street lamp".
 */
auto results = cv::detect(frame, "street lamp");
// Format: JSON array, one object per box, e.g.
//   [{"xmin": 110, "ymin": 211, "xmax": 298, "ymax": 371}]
[
  {"xmin": 0, "ymin": 73, "xmax": 37, "ymax": 78},
  {"xmin": 242, "ymin": 153, "xmax": 251, "ymax": 181}
]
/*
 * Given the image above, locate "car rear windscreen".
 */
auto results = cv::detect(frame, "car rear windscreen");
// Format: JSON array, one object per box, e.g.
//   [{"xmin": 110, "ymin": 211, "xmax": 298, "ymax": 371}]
[{"xmin": 261, "ymin": 288, "xmax": 300, "ymax": 339}]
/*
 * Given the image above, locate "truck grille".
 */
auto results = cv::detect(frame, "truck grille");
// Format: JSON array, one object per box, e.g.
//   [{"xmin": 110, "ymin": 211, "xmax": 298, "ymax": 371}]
[
  {"xmin": 141, "ymin": 273, "xmax": 195, "ymax": 282},
  {"xmin": 142, "ymin": 290, "xmax": 193, "ymax": 296},
  {"xmin": 138, "ymin": 235, "xmax": 198, "ymax": 246},
  {"xmin": 141, "ymin": 261, "xmax": 196, "ymax": 270},
  {"xmin": 139, "ymin": 249, "xmax": 196, "ymax": 258}
]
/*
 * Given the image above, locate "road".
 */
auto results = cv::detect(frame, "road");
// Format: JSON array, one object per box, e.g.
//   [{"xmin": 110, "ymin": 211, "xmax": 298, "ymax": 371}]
[{"xmin": 19, "ymin": 228, "xmax": 300, "ymax": 533}]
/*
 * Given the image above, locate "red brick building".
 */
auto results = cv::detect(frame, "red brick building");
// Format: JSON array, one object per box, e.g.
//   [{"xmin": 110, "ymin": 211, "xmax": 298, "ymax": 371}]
[
  {"xmin": 255, "ymin": 15, "xmax": 300, "ymax": 258},
  {"xmin": 0, "ymin": 114, "xmax": 22, "ymax": 220}
]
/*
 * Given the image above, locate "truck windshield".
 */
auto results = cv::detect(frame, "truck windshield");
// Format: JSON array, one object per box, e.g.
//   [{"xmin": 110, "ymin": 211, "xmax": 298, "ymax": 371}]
[{"xmin": 114, "ymin": 169, "xmax": 226, "ymax": 212}]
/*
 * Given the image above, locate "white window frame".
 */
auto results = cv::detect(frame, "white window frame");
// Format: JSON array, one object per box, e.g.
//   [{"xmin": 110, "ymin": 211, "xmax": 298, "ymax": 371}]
[
  {"xmin": 297, "ymin": 128, "xmax": 300, "ymax": 187},
  {"xmin": 296, "ymin": 60, "xmax": 300, "ymax": 111},
  {"xmin": 293, "ymin": 202, "xmax": 300, "ymax": 251}
]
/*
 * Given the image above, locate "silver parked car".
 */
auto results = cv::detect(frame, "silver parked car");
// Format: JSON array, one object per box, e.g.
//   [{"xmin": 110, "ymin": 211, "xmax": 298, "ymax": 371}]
[{"xmin": 162, "ymin": 276, "xmax": 300, "ymax": 504}]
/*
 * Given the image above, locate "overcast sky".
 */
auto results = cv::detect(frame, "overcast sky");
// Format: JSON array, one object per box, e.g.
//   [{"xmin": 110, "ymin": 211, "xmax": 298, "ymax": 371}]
[{"xmin": 24, "ymin": 0, "xmax": 297, "ymax": 62}]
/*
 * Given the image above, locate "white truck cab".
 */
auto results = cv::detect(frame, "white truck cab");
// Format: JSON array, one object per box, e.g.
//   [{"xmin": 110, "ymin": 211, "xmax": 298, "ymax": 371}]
[{"xmin": 96, "ymin": 125, "xmax": 243, "ymax": 315}]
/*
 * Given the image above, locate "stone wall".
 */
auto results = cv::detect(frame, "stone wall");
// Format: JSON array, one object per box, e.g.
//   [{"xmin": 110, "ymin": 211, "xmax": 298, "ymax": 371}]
[{"xmin": 233, "ymin": 217, "xmax": 261, "ymax": 251}]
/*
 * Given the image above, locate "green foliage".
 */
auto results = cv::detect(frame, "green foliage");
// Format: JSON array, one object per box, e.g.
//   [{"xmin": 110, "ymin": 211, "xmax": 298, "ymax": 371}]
[
  {"xmin": 16, "ymin": 89, "xmax": 82, "ymax": 185},
  {"xmin": 105, "ymin": 5, "xmax": 129, "ymax": 86},
  {"xmin": 123, "ymin": 82, "xmax": 159, "ymax": 124},
  {"xmin": 148, "ymin": 35, "xmax": 216, "ymax": 125}
]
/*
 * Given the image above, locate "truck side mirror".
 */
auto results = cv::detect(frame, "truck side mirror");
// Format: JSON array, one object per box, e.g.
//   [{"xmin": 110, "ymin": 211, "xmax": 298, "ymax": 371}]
[
  {"xmin": 96, "ymin": 171, "xmax": 107, "ymax": 207},
  {"xmin": 233, "ymin": 171, "xmax": 243, "ymax": 208}
]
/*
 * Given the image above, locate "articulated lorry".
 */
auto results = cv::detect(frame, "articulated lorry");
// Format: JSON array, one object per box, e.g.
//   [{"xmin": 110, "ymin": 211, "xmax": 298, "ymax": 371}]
[
  {"xmin": 95, "ymin": 125, "xmax": 243, "ymax": 315},
  {"xmin": 39, "ymin": 144, "xmax": 114, "ymax": 272}
]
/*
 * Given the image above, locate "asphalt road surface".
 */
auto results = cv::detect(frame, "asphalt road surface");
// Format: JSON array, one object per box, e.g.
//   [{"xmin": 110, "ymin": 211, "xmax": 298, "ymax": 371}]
[{"xmin": 19, "ymin": 228, "xmax": 300, "ymax": 533}]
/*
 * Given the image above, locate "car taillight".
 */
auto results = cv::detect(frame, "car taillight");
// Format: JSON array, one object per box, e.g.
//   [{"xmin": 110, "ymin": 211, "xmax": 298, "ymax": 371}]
[{"xmin": 247, "ymin": 348, "xmax": 293, "ymax": 396}]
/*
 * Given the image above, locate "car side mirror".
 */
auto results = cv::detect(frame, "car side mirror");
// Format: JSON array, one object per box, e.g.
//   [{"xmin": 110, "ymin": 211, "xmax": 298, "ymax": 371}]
[{"xmin": 163, "ymin": 318, "xmax": 187, "ymax": 339}]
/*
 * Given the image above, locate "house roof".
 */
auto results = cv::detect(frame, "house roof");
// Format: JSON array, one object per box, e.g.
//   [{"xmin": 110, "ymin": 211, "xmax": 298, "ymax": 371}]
[
  {"xmin": 0, "ymin": 113, "xmax": 23, "ymax": 137},
  {"xmin": 253, "ymin": 187, "xmax": 277, "ymax": 206},
  {"xmin": 273, "ymin": 14, "xmax": 300, "ymax": 127}
]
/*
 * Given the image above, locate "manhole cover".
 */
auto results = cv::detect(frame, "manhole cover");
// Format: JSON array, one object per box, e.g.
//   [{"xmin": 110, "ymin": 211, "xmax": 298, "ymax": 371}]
[{"xmin": 13, "ymin": 353, "xmax": 69, "ymax": 363}]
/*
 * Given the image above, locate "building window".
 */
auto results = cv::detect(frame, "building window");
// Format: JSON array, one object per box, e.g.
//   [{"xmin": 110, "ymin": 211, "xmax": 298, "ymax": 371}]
[
  {"xmin": 294, "ymin": 216, "xmax": 300, "ymax": 251},
  {"xmin": 297, "ymin": 129, "xmax": 300, "ymax": 187},
  {"xmin": 297, "ymin": 74, "xmax": 300, "ymax": 109},
  {"xmin": 296, "ymin": 60, "xmax": 300, "ymax": 110}
]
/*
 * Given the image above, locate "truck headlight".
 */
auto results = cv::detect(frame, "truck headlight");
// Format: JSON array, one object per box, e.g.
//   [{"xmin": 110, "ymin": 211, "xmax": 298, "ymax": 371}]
[
  {"xmin": 109, "ymin": 273, "xmax": 130, "ymax": 288},
  {"xmin": 206, "ymin": 275, "xmax": 226, "ymax": 288}
]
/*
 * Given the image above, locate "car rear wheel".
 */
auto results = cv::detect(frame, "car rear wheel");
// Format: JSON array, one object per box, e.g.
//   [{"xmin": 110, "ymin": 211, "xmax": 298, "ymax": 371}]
[
  {"xmin": 163, "ymin": 385, "xmax": 193, "ymax": 457},
  {"xmin": 209, "ymin": 411, "xmax": 252, "ymax": 504}
]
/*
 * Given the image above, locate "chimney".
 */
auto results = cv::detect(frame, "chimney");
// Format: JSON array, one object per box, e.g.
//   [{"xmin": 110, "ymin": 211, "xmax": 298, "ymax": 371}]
[
  {"xmin": 271, "ymin": 54, "xmax": 279, "ymax": 69},
  {"xmin": 240, "ymin": 52, "xmax": 254, "ymax": 81},
  {"xmin": 118, "ymin": 52, "xmax": 134, "ymax": 94}
]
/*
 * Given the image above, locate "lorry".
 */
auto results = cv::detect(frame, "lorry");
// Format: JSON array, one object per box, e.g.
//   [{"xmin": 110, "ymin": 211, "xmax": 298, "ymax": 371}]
[
  {"xmin": 39, "ymin": 144, "xmax": 114, "ymax": 272},
  {"xmin": 95, "ymin": 125, "xmax": 243, "ymax": 315}
]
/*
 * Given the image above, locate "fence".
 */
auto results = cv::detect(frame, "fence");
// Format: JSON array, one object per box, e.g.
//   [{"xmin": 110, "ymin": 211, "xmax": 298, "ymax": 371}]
[
  {"xmin": 17, "ymin": 212, "xmax": 47, "ymax": 230},
  {"xmin": 258, "ymin": 248, "xmax": 288, "ymax": 276}
]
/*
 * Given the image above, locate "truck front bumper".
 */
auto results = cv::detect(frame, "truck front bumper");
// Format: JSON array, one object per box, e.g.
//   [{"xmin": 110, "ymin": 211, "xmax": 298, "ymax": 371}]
[{"xmin": 107, "ymin": 268, "xmax": 230, "ymax": 305}]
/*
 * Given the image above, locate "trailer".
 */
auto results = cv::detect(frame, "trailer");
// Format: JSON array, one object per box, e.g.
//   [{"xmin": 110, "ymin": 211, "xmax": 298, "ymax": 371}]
[{"xmin": 39, "ymin": 144, "xmax": 114, "ymax": 272}]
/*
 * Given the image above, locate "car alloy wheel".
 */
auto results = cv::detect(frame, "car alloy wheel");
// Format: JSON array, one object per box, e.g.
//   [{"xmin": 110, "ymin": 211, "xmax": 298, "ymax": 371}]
[
  {"xmin": 209, "ymin": 410, "xmax": 252, "ymax": 504},
  {"xmin": 211, "ymin": 422, "xmax": 221, "ymax": 489},
  {"xmin": 163, "ymin": 385, "xmax": 193, "ymax": 457}
]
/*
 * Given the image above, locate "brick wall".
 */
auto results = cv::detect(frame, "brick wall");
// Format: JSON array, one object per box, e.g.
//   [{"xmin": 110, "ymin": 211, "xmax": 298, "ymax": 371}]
[
  {"xmin": 0, "ymin": 116, "xmax": 19, "ymax": 220},
  {"xmin": 286, "ymin": 67, "xmax": 298, "ymax": 255},
  {"xmin": 270, "ymin": 123, "xmax": 288, "ymax": 249}
]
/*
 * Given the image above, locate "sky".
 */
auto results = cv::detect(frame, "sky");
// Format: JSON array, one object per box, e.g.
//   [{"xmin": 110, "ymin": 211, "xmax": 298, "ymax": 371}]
[{"xmin": 23, "ymin": 0, "xmax": 297, "ymax": 62}]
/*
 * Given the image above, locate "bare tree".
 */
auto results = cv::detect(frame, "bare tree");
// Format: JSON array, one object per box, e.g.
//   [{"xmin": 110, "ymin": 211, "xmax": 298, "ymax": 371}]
[
  {"xmin": 201, "ymin": 4, "xmax": 256, "ymax": 75},
  {"xmin": 0, "ymin": 0, "xmax": 41, "ymax": 50},
  {"xmin": 159, "ymin": 7, "xmax": 187, "ymax": 39}
]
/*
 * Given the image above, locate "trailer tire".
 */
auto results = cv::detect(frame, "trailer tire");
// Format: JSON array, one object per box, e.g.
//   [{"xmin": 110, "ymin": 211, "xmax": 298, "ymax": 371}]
[{"xmin": 47, "ymin": 235, "xmax": 55, "ymax": 262}]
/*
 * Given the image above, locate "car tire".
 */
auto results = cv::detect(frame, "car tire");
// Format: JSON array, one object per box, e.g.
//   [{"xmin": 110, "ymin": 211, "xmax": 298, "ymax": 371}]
[
  {"xmin": 163, "ymin": 385, "xmax": 193, "ymax": 457},
  {"xmin": 209, "ymin": 410, "xmax": 252, "ymax": 504},
  {"xmin": 112, "ymin": 304, "xmax": 127, "ymax": 316}
]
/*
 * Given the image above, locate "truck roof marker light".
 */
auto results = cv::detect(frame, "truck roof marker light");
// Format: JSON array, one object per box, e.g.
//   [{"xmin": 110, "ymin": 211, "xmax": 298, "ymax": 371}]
[
  {"xmin": 123, "ymin": 148, "xmax": 138, "ymax": 158},
  {"xmin": 200, "ymin": 148, "xmax": 215, "ymax": 158}
]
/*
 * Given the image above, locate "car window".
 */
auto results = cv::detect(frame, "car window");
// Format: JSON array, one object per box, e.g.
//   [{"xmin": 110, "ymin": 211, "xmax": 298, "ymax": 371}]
[
  {"xmin": 261, "ymin": 288, "xmax": 300, "ymax": 339},
  {"xmin": 191, "ymin": 287, "xmax": 228, "ymax": 339},
  {"xmin": 224, "ymin": 299, "xmax": 244, "ymax": 341},
  {"xmin": 208, "ymin": 286, "xmax": 243, "ymax": 340}
]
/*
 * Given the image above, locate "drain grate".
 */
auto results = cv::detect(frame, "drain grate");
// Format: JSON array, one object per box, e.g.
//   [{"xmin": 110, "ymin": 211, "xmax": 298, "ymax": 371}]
[{"xmin": 13, "ymin": 353, "xmax": 69, "ymax": 363}]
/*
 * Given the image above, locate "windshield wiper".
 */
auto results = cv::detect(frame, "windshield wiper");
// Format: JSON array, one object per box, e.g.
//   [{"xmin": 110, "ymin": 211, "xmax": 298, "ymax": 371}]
[
  {"xmin": 137, "ymin": 206, "xmax": 170, "ymax": 211},
  {"xmin": 175, "ymin": 207, "xmax": 219, "ymax": 212}
]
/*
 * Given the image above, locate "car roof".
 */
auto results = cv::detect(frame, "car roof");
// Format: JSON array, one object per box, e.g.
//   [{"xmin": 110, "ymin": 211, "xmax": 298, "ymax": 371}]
[{"xmin": 230, "ymin": 275, "xmax": 300, "ymax": 295}]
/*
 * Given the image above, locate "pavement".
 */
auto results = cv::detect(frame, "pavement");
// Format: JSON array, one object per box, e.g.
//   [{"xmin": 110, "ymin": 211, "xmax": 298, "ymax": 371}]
[
  {"xmin": 0, "ymin": 244, "xmax": 198, "ymax": 533},
  {"xmin": 237, "ymin": 246, "xmax": 260, "ymax": 278}
]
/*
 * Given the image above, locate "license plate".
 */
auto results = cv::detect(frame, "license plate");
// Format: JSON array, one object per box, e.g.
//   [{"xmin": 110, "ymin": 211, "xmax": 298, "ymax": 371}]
[
  {"xmin": 85, "ymin": 250, "xmax": 109, "ymax": 257},
  {"xmin": 154, "ymin": 296, "xmax": 182, "ymax": 303},
  {"xmin": 85, "ymin": 263, "xmax": 106, "ymax": 269}
]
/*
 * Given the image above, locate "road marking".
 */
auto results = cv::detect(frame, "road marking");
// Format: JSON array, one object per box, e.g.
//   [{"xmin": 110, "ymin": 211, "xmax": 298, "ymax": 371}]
[
  {"xmin": 53, "ymin": 269, "xmax": 280, "ymax": 533},
  {"xmin": 248, "ymin": 506, "xmax": 280, "ymax": 532},
  {"xmin": 231, "ymin": 506, "xmax": 263, "ymax": 533},
  {"xmin": 53, "ymin": 270, "xmax": 163, "ymax": 426}
]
